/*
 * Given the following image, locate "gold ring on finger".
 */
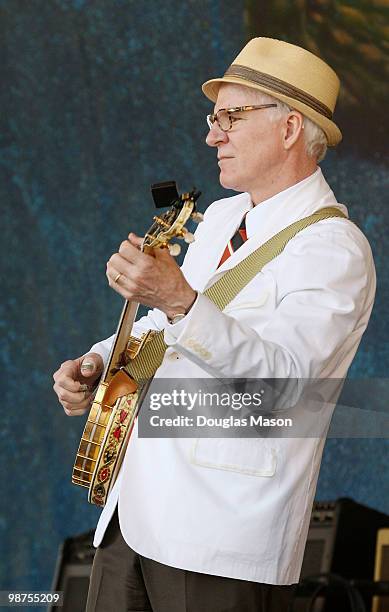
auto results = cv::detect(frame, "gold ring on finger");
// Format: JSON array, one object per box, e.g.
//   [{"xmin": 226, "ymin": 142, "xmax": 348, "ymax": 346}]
[{"xmin": 114, "ymin": 272, "xmax": 123, "ymax": 284}]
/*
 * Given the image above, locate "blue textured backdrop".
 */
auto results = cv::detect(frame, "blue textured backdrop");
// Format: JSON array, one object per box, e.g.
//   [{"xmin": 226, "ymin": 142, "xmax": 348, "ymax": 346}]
[{"xmin": 1, "ymin": 0, "xmax": 388, "ymax": 599}]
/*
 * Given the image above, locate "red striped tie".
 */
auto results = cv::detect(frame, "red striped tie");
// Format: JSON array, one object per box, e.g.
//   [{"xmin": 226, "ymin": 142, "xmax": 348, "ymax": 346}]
[{"xmin": 218, "ymin": 215, "xmax": 248, "ymax": 268}]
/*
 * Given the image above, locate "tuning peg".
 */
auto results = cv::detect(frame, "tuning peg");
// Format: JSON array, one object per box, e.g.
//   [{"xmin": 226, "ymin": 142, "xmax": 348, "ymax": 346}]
[
  {"xmin": 168, "ymin": 243, "xmax": 181, "ymax": 257},
  {"xmin": 180, "ymin": 227, "xmax": 195, "ymax": 244},
  {"xmin": 191, "ymin": 211, "xmax": 204, "ymax": 223},
  {"xmin": 183, "ymin": 231, "xmax": 195, "ymax": 244}
]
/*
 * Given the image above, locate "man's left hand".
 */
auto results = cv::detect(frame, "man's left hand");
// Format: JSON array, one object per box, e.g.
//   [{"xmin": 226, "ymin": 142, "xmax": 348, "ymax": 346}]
[{"xmin": 106, "ymin": 233, "xmax": 197, "ymax": 319}]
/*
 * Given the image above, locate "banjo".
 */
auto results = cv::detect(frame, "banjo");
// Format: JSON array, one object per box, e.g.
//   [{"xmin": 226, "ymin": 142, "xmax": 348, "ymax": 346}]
[{"xmin": 72, "ymin": 182, "xmax": 202, "ymax": 506}]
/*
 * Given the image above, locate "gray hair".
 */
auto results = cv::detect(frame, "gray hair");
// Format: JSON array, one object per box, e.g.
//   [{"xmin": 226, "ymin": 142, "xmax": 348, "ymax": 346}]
[{"xmin": 254, "ymin": 90, "xmax": 328, "ymax": 162}]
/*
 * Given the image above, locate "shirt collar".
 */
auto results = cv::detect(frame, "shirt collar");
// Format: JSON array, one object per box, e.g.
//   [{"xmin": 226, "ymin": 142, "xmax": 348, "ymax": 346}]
[{"xmin": 244, "ymin": 167, "xmax": 348, "ymax": 241}]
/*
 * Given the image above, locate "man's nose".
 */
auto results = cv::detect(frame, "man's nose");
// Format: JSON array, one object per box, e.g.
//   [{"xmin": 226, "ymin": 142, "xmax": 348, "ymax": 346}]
[{"xmin": 206, "ymin": 123, "xmax": 228, "ymax": 147}]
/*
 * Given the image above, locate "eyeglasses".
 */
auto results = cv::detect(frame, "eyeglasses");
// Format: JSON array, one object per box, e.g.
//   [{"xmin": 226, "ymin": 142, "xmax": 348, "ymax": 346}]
[{"xmin": 207, "ymin": 104, "xmax": 277, "ymax": 132}]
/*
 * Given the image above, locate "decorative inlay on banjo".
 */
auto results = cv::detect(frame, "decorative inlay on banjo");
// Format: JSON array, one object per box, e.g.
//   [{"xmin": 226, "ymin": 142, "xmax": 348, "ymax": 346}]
[{"xmin": 72, "ymin": 182, "xmax": 202, "ymax": 506}]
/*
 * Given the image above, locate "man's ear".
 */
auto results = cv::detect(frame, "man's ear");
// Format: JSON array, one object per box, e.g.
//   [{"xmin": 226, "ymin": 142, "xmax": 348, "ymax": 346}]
[{"xmin": 283, "ymin": 111, "xmax": 304, "ymax": 150}]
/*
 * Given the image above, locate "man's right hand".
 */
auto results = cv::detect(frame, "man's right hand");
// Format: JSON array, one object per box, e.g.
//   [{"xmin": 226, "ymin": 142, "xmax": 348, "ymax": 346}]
[{"xmin": 53, "ymin": 353, "xmax": 104, "ymax": 416}]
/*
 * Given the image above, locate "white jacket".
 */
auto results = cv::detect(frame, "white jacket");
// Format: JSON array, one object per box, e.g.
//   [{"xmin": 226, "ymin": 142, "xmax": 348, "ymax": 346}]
[{"xmin": 88, "ymin": 168, "xmax": 375, "ymax": 584}]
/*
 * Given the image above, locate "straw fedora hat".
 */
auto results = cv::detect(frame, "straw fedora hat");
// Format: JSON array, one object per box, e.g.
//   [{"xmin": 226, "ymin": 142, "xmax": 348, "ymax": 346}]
[{"xmin": 202, "ymin": 37, "xmax": 342, "ymax": 146}]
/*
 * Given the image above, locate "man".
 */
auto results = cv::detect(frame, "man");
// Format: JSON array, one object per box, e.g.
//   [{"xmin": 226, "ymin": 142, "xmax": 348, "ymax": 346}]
[{"xmin": 53, "ymin": 38, "xmax": 375, "ymax": 611}]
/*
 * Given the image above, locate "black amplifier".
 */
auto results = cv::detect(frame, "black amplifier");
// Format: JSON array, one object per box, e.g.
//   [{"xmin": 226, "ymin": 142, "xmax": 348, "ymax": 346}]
[{"xmin": 294, "ymin": 498, "xmax": 389, "ymax": 612}]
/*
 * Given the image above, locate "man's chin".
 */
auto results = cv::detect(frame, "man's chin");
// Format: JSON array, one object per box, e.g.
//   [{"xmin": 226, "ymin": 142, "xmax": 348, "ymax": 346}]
[{"xmin": 219, "ymin": 173, "xmax": 241, "ymax": 192}]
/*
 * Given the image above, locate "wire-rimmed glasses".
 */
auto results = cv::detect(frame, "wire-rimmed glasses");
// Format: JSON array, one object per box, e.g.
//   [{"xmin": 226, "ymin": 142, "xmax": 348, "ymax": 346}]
[{"xmin": 207, "ymin": 104, "xmax": 277, "ymax": 132}]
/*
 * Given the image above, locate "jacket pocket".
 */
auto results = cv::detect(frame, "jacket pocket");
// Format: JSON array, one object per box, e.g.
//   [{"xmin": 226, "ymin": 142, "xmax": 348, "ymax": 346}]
[{"xmin": 189, "ymin": 438, "xmax": 277, "ymax": 477}]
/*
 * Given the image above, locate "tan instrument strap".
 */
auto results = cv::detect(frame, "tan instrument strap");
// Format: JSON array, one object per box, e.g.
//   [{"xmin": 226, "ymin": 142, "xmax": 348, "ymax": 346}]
[{"xmin": 125, "ymin": 207, "xmax": 347, "ymax": 382}]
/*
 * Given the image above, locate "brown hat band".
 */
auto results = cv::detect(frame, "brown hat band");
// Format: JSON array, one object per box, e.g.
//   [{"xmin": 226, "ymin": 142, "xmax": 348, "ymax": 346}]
[{"xmin": 224, "ymin": 64, "xmax": 333, "ymax": 120}]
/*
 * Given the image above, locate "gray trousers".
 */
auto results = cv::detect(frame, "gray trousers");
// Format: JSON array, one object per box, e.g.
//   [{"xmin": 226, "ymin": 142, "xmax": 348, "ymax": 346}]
[{"xmin": 86, "ymin": 508, "xmax": 296, "ymax": 612}]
